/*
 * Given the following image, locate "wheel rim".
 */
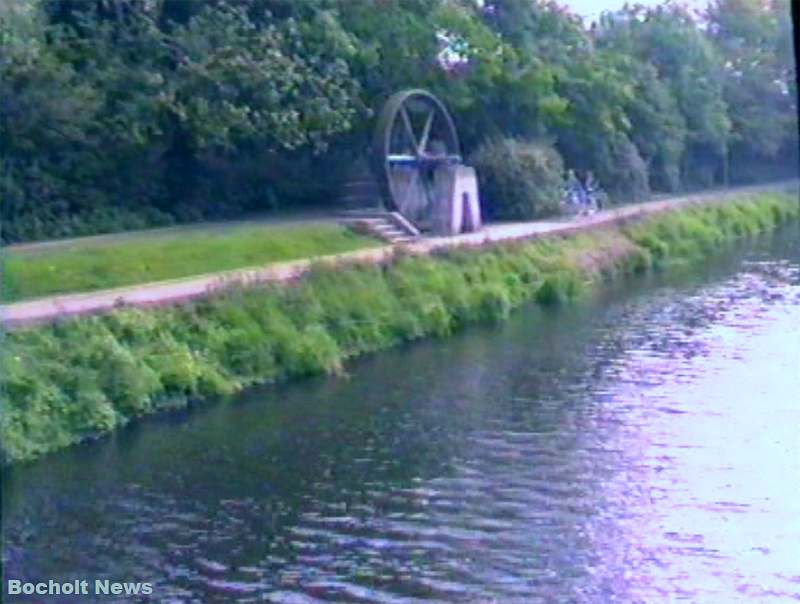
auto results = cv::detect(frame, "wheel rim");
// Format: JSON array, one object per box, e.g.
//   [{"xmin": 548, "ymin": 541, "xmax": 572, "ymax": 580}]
[{"xmin": 372, "ymin": 89, "xmax": 461, "ymax": 225}]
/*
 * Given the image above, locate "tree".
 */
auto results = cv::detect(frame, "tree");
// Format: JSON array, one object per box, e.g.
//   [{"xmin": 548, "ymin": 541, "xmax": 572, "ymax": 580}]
[
  {"xmin": 597, "ymin": 4, "xmax": 731, "ymax": 188},
  {"xmin": 1, "ymin": 0, "xmax": 362, "ymax": 241},
  {"xmin": 0, "ymin": 8, "xmax": 110, "ymax": 241},
  {"xmin": 706, "ymin": 0, "xmax": 798, "ymax": 181},
  {"xmin": 595, "ymin": 13, "xmax": 688, "ymax": 192},
  {"xmin": 480, "ymin": 1, "xmax": 649, "ymax": 198}
]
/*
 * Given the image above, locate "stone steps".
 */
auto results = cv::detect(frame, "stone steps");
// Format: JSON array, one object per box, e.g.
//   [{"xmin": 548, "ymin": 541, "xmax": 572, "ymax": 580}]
[{"xmin": 339, "ymin": 210, "xmax": 420, "ymax": 245}]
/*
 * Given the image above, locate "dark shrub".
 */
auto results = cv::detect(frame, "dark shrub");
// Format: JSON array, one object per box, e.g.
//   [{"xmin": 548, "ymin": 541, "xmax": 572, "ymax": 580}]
[
  {"xmin": 469, "ymin": 138, "xmax": 565, "ymax": 220},
  {"xmin": 596, "ymin": 134, "xmax": 650, "ymax": 202}
]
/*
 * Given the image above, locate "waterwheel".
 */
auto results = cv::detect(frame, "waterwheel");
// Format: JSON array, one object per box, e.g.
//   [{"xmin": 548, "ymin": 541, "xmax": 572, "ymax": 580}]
[{"xmin": 372, "ymin": 89, "xmax": 462, "ymax": 228}]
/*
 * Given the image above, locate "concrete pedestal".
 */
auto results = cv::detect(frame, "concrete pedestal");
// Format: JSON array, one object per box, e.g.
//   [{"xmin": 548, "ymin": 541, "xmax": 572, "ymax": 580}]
[{"xmin": 431, "ymin": 164, "xmax": 482, "ymax": 236}]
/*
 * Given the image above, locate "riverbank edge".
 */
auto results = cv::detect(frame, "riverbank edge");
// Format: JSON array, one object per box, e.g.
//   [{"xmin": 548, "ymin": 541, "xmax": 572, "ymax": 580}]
[
  {"xmin": 3, "ymin": 192, "xmax": 798, "ymax": 463},
  {"xmin": 3, "ymin": 182, "xmax": 794, "ymax": 329}
]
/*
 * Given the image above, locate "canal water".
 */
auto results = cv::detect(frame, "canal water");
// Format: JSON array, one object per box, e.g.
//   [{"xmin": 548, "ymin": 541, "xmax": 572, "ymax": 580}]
[{"xmin": 3, "ymin": 226, "xmax": 799, "ymax": 604}]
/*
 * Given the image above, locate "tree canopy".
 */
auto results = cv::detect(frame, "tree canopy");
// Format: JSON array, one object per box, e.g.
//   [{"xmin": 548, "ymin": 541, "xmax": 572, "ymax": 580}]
[{"xmin": 1, "ymin": 0, "xmax": 796, "ymax": 242}]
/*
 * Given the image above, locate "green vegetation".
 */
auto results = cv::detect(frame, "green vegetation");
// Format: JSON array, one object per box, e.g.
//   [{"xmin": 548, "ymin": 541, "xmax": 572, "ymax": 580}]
[
  {"xmin": 2, "ymin": 193, "xmax": 797, "ymax": 463},
  {"xmin": 2, "ymin": 224, "xmax": 378, "ymax": 302},
  {"xmin": 470, "ymin": 138, "xmax": 565, "ymax": 219},
  {"xmin": 1, "ymin": 0, "xmax": 796, "ymax": 241}
]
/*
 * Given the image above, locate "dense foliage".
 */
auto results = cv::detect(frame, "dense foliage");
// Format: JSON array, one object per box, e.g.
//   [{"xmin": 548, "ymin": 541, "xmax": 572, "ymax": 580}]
[
  {"xmin": 0, "ymin": 0, "xmax": 797, "ymax": 241},
  {"xmin": 470, "ymin": 138, "xmax": 564, "ymax": 219},
  {"xmin": 2, "ymin": 192, "xmax": 797, "ymax": 462}
]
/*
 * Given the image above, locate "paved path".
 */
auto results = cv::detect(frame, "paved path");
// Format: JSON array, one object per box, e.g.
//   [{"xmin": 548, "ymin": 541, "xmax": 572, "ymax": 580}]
[{"xmin": 3, "ymin": 182, "xmax": 796, "ymax": 329}]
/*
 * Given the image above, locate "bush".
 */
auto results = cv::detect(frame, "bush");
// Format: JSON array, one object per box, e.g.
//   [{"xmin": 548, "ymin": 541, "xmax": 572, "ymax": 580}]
[
  {"xmin": 596, "ymin": 134, "xmax": 650, "ymax": 202},
  {"xmin": 2, "ymin": 206, "xmax": 175, "ymax": 245},
  {"xmin": 470, "ymin": 138, "xmax": 565, "ymax": 220}
]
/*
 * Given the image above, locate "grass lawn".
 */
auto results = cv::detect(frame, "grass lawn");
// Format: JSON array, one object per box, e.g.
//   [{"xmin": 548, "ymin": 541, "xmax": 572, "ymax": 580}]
[{"xmin": 2, "ymin": 223, "xmax": 379, "ymax": 302}]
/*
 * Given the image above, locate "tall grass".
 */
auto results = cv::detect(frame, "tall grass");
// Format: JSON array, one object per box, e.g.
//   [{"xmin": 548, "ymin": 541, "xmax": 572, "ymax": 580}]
[{"xmin": 2, "ymin": 193, "xmax": 797, "ymax": 463}]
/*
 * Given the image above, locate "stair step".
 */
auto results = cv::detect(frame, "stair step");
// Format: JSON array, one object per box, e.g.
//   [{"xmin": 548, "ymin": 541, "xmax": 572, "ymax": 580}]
[
  {"xmin": 338, "ymin": 211, "xmax": 387, "ymax": 219},
  {"xmin": 339, "ymin": 209, "xmax": 420, "ymax": 244},
  {"xmin": 342, "ymin": 181, "xmax": 380, "ymax": 189}
]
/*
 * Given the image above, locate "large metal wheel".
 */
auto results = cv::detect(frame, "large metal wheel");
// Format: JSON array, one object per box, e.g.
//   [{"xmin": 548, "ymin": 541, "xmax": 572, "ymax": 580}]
[{"xmin": 372, "ymin": 89, "xmax": 461, "ymax": 227}]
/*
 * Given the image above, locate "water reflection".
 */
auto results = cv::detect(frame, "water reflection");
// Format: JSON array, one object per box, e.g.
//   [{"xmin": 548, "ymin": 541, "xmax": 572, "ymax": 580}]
[{"xmin": 3, "ymin": 228, "xmax": 799, "ymax": 603}]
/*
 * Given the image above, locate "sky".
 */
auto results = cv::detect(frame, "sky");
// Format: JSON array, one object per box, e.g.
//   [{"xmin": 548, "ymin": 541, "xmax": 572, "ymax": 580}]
[{"xmin": 565, "ymin": 0, "xmax": 708, "ymax": 19}]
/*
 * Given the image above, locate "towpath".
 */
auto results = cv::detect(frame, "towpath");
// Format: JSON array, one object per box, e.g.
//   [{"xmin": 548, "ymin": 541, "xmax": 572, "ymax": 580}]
[{"xmin": 3, "ymin": 181, "xmax": 796, "ymax": 329}]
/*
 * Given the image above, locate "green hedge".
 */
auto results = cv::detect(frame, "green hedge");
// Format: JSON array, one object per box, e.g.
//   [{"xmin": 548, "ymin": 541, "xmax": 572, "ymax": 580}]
[
  {"xmin": 2, "ymin": 193, "xmax": 797, "ymax": 463},
  {"xmin": 470, "ymin": 138, "xmax": 565, "ymax": 220}
]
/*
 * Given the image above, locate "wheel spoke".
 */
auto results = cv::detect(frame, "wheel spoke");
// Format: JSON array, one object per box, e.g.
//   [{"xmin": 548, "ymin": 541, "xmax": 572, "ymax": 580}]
[
  {"xmin": 399, "ymin": 106, "xmax": 418, "ymax": 152},
  {"xmin": 418, "ymin": 109, "xmax": 435, "ymax": 155}
]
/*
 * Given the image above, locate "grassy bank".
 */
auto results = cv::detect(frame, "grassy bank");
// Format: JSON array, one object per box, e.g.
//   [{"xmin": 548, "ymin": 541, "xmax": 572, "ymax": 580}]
[
  {"xmin": 2, "ymin": 193, "xmax": 797, "ymax": 463},
  {"xmin": 2, "ymin": 223, "xmax": 378, "ymax": 302}
]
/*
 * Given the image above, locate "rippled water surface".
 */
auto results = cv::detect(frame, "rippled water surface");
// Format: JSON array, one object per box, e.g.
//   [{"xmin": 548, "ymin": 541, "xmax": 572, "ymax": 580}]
[{"xmin": 4, "ymin": 227, "xmax": 800, "ymax": 603}]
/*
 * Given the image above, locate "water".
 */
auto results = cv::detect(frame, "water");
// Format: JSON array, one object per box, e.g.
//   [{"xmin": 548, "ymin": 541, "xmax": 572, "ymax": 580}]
[{"xmin": 3, "ymin": 227, "xmax": 800, "ymax": 603}]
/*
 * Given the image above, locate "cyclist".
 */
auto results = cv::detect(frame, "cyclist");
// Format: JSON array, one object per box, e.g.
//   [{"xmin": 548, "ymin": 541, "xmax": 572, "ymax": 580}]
[
  {"xmin": 584, "ymin": 170, "xmax": 602, "ymax": 212},
  {"xmin": 565, "ymin": 170, "xmax": 584, "ymax": 212}
]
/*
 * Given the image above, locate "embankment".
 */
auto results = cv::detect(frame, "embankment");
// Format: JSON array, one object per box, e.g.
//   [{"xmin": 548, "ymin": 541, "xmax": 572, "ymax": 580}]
[{"xmin": 2, "ymin": 192, "xmax": 798, "ymax": 463}]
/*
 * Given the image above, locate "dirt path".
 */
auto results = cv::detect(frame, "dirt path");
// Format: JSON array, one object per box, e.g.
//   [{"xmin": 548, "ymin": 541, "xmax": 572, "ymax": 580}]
[{"xmin": 3, "ymin": 182, "xmax": 796, "ymax": 329}]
